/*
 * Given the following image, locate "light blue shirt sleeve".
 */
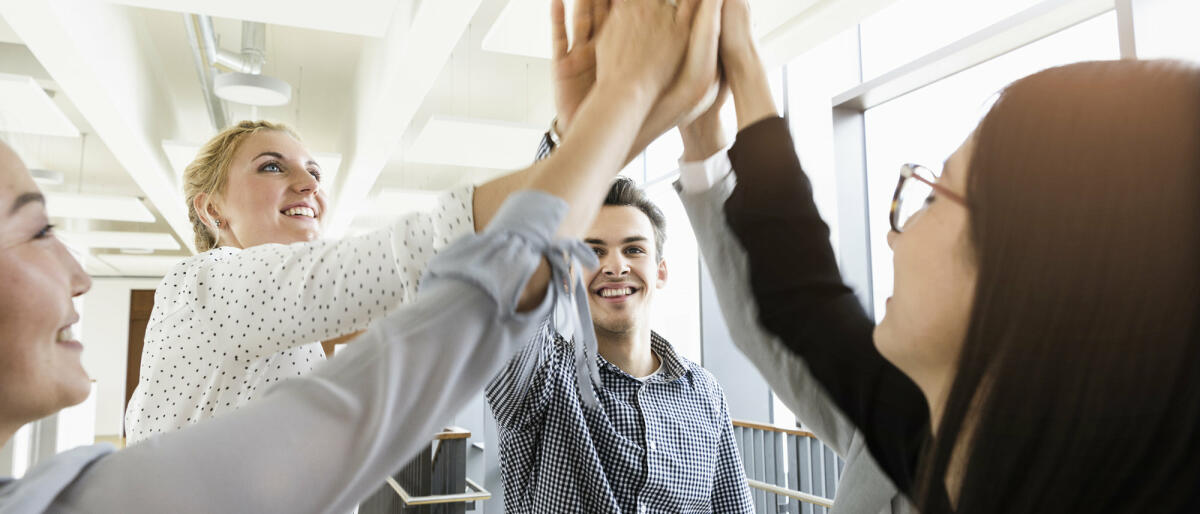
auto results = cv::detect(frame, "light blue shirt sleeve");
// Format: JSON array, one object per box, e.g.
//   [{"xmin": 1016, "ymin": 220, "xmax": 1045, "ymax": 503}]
[{"xmin": 2, "ymin": 190, "xmax": 573, "ymax": 514}]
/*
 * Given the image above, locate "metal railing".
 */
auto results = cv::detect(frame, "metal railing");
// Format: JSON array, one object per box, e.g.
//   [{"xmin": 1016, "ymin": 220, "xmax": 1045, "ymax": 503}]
[
  {"xmin": 733, "ymin": 420, "xmax": 842, "ymax": 514},
  {"xmin": 360, "ymin": 427, "xmax": 491, "ymax": 514}
]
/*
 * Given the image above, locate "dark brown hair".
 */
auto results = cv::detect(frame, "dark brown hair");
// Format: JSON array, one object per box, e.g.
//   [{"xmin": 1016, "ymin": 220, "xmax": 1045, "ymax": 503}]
[
  {"xmin": 920, "ymin": 60, "xmax": 1200, "ymax": 512},
  {"xmin": 604, "ymin": 177, "xmax": 667, "ymax": 260}
]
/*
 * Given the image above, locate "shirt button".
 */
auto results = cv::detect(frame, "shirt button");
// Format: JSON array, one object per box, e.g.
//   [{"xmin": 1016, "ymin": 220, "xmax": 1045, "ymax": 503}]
[
  {"xmin": 648, "ymin": 441, "xmax": 656, "ymax": 451},
  {"xmin": 638, "ymin": 505, "xmax": 647, "ymax": 514}
]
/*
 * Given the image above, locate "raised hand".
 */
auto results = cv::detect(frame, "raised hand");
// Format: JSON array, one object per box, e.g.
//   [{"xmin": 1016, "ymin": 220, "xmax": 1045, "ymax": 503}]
[
  {"xmin": 679, "ymin": 80, "xmax": 730, "ymax": 162},
  {"xmin": 718, "ymin": 0, "xmax": 756, "ymax": 70},
  {"xmin": 629, "ymin": 0, "xmax": 724, "ymax": 155},
  {"xmin": 717, "ymin": 0, "xmax": 779, "ymax": 130},
  {"xmin": 551, "ymin": 0, "xmax": 609, "ymax": 136},
  {"xmin": 594, "ymin": 0, "xmax": 702, "ymax": 105}
]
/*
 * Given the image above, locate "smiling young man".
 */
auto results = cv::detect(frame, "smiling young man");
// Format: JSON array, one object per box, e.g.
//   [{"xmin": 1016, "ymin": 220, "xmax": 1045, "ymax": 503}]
[{"xmin": 486, "ymin": 176, "xmax": 753, "ymax": 513}]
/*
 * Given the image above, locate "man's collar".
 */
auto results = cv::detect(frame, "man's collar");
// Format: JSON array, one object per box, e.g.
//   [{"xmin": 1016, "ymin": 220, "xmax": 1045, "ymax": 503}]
[{"xmin": 597, "ymin": 331, "xmax": 691, "ymax": 382}]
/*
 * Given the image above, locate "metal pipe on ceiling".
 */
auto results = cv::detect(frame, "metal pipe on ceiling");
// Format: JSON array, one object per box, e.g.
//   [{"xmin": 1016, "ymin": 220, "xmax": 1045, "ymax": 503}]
[
  {"xmin": 184, "ymin": 13, "xmax": 228, "ymax": 131},
  {"xmin": 196, "ymin": 16, "xmax": 264, "ymax": 75}
]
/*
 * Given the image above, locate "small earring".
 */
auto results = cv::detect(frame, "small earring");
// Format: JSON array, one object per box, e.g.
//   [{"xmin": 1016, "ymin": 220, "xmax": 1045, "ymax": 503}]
[{"xmin": 215, "ymin": 219, "xmax": 222, "ymax": 228}]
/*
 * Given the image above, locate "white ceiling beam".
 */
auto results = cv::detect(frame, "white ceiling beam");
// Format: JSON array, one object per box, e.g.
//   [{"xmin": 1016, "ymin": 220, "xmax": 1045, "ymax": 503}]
[
  {"xmin": 105, "ymin": 0, "xmax": 402, "ymax": 38},
  {"xmin": 326, "ymin": 0, "xmax": 485, "ymax": 236},
  {"xmin": 0, "ymin": 0, "xmax": 197, "ymax": 252}
]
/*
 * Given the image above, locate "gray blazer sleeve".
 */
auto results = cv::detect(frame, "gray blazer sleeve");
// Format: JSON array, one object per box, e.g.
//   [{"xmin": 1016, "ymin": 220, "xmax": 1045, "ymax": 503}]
[
  {"xmin": 47, "ymin": 191, "xmax": 566, "ymax": 514},
  {"xmin": 677, "ymin": 172, "xmax": 912, "ymax": 514}
]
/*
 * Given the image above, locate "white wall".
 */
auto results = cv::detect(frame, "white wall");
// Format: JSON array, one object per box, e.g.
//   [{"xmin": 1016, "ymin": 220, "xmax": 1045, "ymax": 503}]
[{"xmin": 79, "ymin": 277, "xmax": 160, "ymax": 436}]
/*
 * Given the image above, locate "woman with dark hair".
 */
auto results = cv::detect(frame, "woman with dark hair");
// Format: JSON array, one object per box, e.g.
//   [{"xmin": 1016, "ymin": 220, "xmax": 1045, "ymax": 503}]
[{"xmin": 681, "ymin": 0, "xmax": 1200, "ymax": 511}]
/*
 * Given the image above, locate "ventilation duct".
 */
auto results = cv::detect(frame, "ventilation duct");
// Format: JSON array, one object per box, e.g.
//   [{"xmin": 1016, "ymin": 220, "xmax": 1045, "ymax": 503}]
[{"xmin": 185, "ymin": 14, "xmax": 292, "ymax": 130}]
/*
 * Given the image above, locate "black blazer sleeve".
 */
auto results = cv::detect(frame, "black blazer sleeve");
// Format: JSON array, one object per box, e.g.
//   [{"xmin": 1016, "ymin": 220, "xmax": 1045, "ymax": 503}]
[{"xmin": 722, "ymin": 116, "xmax": 930, "ymax": 496}]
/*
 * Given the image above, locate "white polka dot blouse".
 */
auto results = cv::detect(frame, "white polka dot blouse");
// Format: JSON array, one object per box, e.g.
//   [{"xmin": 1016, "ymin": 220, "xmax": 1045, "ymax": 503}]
[{"xmin": 123, "ymin": 186, "xmax": 474, "ymax": 444}]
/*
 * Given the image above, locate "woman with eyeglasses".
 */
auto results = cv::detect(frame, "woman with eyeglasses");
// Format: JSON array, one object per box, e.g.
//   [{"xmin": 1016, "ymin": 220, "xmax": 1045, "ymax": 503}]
[
  {"xmin": 677, "ymin": 0, "xmax": 1200, "ymax": 511},
  {"xmin": 0, "ymin": 0, "xmax": 722, "ymax": 510}
]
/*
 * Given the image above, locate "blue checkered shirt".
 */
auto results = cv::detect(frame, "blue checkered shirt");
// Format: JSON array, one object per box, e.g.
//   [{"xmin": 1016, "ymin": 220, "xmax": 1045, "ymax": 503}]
[{"xmin": 486, "ymin": 321, "xmax": 755, "ymax": 513}]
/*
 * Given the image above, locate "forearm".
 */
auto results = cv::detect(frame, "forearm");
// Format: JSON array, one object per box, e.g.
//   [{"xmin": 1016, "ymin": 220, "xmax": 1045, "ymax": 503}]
[
  {"xmin": 725, "ymin": 49, "xmax": 779, "ymax": 131},
  {"xmin": 511, "ymin": 82, "xmax": 653, "ymax": 310},
  {"xmin": 474, "ymin": 168, "xmax": 535, "ymax": 232},
  {"xmin": 679, "ymin": 172, "xmax": 860, "ymax": 453},
  {"xmin": 721, "ymin": 117, "xmax": 929, "ymax": 491},
  {"xmin": 531, "ymin": 80, "xmax": 653, "ymax": 238},
  {"xmin": 680, "ymin": 106, "xmax": 728, "ymax": 162},
  {"xmin": 61, "ymin": 194, "xmax": 562, "ymax": 514}
]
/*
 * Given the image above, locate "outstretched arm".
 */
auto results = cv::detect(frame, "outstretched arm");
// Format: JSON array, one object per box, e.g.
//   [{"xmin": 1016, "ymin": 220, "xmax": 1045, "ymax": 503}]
[{"xmin": 716, "ymin": 0, "xmax": 929, "ymax": 495}]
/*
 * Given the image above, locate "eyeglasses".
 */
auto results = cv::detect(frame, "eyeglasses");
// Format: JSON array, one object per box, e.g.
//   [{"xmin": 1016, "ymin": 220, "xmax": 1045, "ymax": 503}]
[{"xmin": 889, "ymin": 163, "xmax": 967, "ymax": 233}]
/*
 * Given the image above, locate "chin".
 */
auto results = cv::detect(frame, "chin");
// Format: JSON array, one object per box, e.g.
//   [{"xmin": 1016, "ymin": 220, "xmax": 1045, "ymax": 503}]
[
  {"xmin": 57, "ymin": 361, "xmax": 93, "ymax": 407},
  {"xmin": 872, "ymin": 318, "xmax": 896, "ymax": 359},
  {"xmin": 594, "ymin": 317, "xmax": 635, "ymax": 336},
  {"xmin": 60, "ymin": 377, "xmax": 92, "ymax": 407}
]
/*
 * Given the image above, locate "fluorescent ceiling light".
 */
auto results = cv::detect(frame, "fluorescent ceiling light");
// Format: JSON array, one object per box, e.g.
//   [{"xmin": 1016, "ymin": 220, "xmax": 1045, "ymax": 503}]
[
  {"xmin": 367, "ymin": 189, "xmax": 444, "ymax": 219},
  {"xmin": 58, "ymin": 231, "xmax": 180, "ymax": 251},
  {"xmin": 30, "ymin": 168, "xmax": 64, "ymax": 185},
  {"xmin": 0, "ymin": 73, "xmax": 79, "ymax": 137},
  {"xmin": 45, "ymin": 193, "xmax": 156, "ymax": 223},
  {"xmin": 407, "ymin": 116, "xmax": 543, "ymax": 170},
  {"xmin": 214, "ymin": 72, "xmax": 292, "ymax": 106},
  {"xmin": 162, "ymin": 141, "xmax": 341, "ymax": 190},
  {"xmin": 482, "ymin": 0, "xmax": 575, "ymax": 59},
  {"xmin": 482, "ymin": 0, "xmax": 818, "ymax": 59},
  {"xmin": 354, "ymin": 189, "xmax": 442, "ymax": 228},
  {"xmin": 93, "ymin": 254, "xmax": 185, "ymax": 277}
]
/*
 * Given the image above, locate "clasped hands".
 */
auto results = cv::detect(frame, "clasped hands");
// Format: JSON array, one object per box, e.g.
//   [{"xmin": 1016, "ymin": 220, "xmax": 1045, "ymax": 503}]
[{"xmin": 552, "ymin": 0, "xmax": 758, "ymax": 157}]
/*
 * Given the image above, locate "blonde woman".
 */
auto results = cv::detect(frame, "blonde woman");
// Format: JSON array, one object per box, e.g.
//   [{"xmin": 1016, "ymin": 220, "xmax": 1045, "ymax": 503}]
[
  {"xmin": 124, "ymin": 0, "xmax": 721, "ymax": 442},
  {"xmin": 123, "ymin": 120, "xmax": 545, "ymax": 443}
]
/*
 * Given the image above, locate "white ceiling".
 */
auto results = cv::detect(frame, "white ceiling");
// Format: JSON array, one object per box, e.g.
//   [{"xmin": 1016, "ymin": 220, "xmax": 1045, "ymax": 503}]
[{"xmin": 0, "ymin": 0, "xmax": 890, "ymax": 277}]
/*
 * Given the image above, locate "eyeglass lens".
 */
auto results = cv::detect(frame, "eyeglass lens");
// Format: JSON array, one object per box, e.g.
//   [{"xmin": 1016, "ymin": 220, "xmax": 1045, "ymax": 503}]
[{"xmin": 893, "ymin": 166, "xmax": 937, "ymax": 232}]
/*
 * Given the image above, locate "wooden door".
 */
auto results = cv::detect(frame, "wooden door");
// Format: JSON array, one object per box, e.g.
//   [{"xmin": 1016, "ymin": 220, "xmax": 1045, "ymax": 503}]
[{"xmin": 124, "ymin": 289, "xmax": 156, "ymax": 435}]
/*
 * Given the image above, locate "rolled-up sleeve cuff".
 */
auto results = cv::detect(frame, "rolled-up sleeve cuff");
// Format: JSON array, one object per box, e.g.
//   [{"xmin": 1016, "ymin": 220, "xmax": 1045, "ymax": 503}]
[
  {"xmin": 675, "ymin": 146, "xmax": 733, "ymax": 194},
  {"xmin": 422, "ymin": 191, "xmax": 566, "ymax": 317}
]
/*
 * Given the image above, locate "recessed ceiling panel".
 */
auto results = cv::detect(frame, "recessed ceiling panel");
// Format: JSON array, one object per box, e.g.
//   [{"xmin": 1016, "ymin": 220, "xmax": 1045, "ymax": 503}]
[
  {"xmin": 59, "ymin": 231, "xmax": 180, "ymax": 251},
  {"xmin": 407, "ymin": 115, "xmax": 543, "ymax": 170},
  {"xmin": 46, "ymin": 192, "xmax": 156, "ymax": 223},
  {"xmin": 94, "ymin": 254, "xmax": 186, "ymax": 277},
  {"xmin": 0, "ymin": 73, "xmax": 79, "ymax": 137}
]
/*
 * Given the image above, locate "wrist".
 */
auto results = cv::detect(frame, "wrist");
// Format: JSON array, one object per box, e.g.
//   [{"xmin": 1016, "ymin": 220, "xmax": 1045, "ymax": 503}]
[
  {"xmin": 723, "ymin": 44, "xmax": 765, "ymax": 85},
  {"xmin": 594, "ymin": 78, "xmax": 656, "ymax": 117},
  {"xmin": 680, "ymin": 119, "xmax": 728, "ymax": 162}
]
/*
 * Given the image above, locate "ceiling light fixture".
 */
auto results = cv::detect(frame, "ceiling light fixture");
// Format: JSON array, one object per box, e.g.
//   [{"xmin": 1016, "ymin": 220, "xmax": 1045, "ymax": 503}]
[
  {"xmin": 45, "ymin": 193, "xmax": 156, "ymax": 223},
  {"xmin": 29, "ymin": 168, "xmax": 64, "ymax": 185},
  {"xmin": 213, "ymin": 72, "xmax": 292, "ymax": 106},
  {"xmin": 190, "ymin": 16, "xmax": 293, "ymax": 110}
]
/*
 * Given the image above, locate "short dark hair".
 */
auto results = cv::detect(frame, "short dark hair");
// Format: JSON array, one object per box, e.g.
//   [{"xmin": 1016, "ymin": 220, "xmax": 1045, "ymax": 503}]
[{"xmin": 603, "ymin": 177, "xmax": 666, "ymax": 260}]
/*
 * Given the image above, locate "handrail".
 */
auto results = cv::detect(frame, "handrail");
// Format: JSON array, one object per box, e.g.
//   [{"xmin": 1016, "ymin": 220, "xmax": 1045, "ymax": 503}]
[
  {"xmin": 434, "ymin": 426, "xmax": 471, "ymax": 440},
  {"xmin": 386, "ymin": 476, "xmax": 491, "ymax": 506},
  {"xmin": 746, "ymin": 479, "xmax": 834, "ymax": 508},
  {"xmin": 732, "ymin": 419, "xmax": 816, "ymax": 439}
]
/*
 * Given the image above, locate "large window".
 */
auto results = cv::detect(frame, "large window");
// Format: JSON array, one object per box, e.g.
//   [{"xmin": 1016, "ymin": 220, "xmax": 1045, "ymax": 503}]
[
  {"xmin": 858, "ymin": 0, "xmax": 1044, "ymax": 81},
  {"xmin": 862, "ymin": 11, "xmax": 1120, "ymax": 320}
]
